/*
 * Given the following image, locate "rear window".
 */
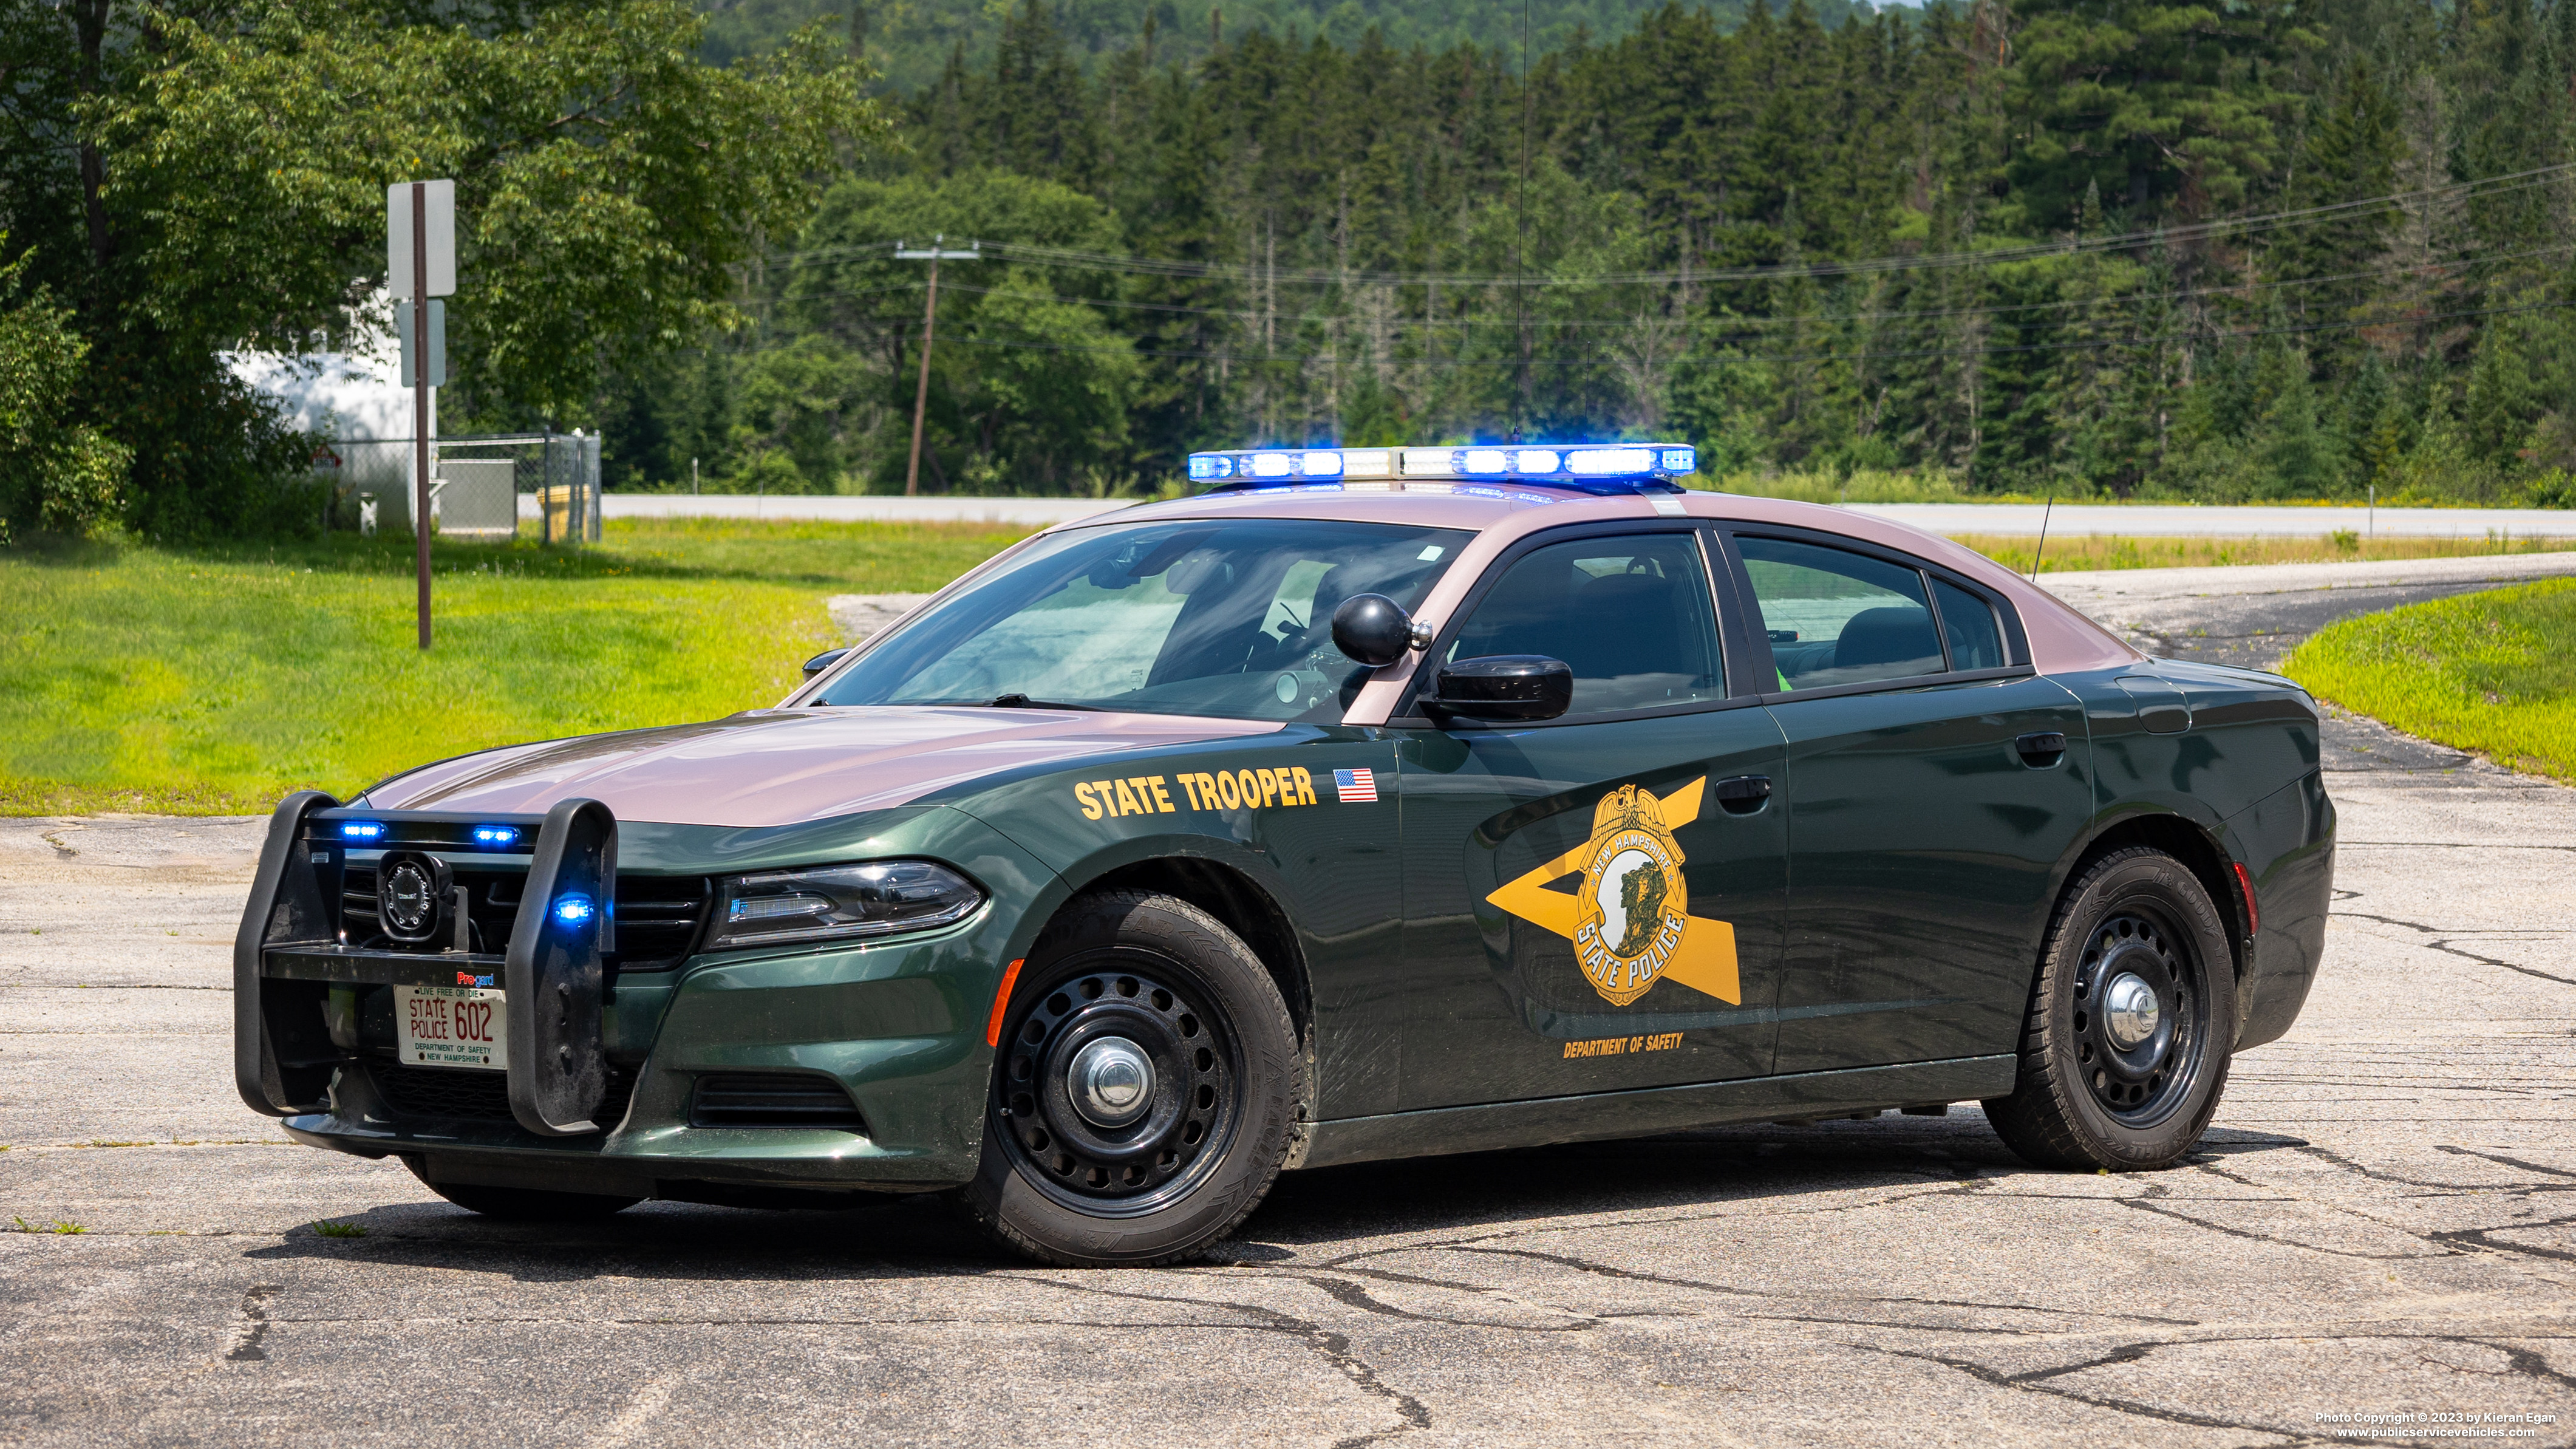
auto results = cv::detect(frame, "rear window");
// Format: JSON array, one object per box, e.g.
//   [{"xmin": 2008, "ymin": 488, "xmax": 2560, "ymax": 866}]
[{"xmin": 1738, "ymin": 537, "xmax": 1944, "ymax": 689}]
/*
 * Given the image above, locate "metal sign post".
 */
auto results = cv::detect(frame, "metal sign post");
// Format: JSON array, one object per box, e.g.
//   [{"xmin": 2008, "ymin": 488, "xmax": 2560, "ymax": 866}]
[
  {"xmin": 389, "ymin": 179, "xmax": 455, "ymax": 649},
  {"xmin": 893, "ymin": 237, "xmax": 980, "ymax": 497}
]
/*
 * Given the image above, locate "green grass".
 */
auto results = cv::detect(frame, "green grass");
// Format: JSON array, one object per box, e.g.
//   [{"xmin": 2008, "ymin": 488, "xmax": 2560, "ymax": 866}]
[
  {"xmin": 2281, "ymin": 578, "xmax": 2576, "ymax": 782},
  {"xmin": 1959, "ymin": 531, "xmax": 2576, "ymax": 574},
  {"xmin": 0, "ymin": 519, "xmax": 1033, "ymax": 814}
]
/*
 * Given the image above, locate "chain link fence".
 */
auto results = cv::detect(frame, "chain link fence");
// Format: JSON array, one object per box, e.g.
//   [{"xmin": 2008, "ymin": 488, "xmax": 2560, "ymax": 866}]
[{"xmin": 314, "ymin": 432, "xmax": 601, "ymax": 544}]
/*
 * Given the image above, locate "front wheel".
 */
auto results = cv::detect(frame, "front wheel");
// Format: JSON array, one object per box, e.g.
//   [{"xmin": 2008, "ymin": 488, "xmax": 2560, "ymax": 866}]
[
  {"xmin": 959, "ymin": 891, "xmax": 1301, "ymax": 1267},
  {"xmin": 1986, "ymin": 847, "xmax": 2238, "ymax": 1171}
]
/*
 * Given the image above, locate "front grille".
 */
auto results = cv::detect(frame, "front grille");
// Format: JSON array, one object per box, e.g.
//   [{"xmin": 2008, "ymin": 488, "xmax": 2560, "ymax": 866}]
[
  {"xmin": 372, "ymin": 1062, "xmax": 638, "ymax": 1128},
  {"xmin": 690, "ymin": 1073, "xmax": 865, "ymax": 1131},
  {"xmin": 613, "ymin": 877, "xmax": 712, "ymax": 971},
  {"xmin": 339, "ymin": 868, "xmax": 710, "ymax": 969}
]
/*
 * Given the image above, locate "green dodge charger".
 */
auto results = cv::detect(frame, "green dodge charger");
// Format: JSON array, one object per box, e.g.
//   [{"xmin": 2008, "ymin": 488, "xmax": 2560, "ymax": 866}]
[{"xmin": 236, "ymin": 443, "xmax": 2334, "ymax": 1266}]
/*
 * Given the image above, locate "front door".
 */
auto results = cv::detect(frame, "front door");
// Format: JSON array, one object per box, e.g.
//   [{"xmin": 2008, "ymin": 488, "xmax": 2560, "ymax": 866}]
[
  {"xmin": 1393, "ymin": 527, "xmax": 1791, "ymax": 1110},
  {"xmin": 1727, "ymin": 531, "xmax": 2094, "ymax": 1075}
]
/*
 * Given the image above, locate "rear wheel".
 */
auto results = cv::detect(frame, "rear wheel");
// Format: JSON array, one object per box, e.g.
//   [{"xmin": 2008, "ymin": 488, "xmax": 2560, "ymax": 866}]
[
  {"xmin": 959, "ymin": 890, "xmax": 1300, "ymax": 1267},
  {"xmin": 406, "ymin": 1162, "xmax": 640, "ymax": 1221},
  {"xmin": 1986, "ymin": 847, "xmax": 2238, "ymax": 1171}
]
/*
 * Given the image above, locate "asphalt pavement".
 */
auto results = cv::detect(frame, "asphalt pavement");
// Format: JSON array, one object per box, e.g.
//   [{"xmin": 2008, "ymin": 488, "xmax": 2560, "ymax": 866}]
[{"xmin": 2, "ymin": 562, "xmax": 2572, "ymax": 1446}]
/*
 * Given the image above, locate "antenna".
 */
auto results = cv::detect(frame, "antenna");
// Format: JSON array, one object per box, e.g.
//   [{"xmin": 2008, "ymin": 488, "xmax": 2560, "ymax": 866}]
[{"xmin": 2029, "ymin": 489, "xmax": 2057, "ymax": 582}]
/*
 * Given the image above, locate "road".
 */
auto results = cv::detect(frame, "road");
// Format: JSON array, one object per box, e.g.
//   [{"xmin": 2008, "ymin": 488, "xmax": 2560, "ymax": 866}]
[
  {"xmin": 2, "ymin": 564, "xmax": 2572, "ymax": 1446},
  {"xmin": 556, "ymin": 490, "xmax": 2576, "ymax": 539}
]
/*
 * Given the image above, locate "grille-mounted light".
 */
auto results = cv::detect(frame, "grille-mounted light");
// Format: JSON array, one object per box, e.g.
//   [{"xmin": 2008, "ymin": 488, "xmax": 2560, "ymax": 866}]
[
  {"xmin": 339, "ymin": 822, "xmax": 384, "ymax": 840},
  {"xmin": 552, "ymin": 893, "xmax": 596, "ymax": 926},
  {"xmin": 472, "ymin": 825, "xmax": 521, "ymax": 847}
]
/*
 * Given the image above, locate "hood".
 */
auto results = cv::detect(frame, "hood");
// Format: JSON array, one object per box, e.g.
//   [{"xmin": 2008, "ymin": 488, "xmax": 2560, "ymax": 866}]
[{"xmin": 359, "ymin": 707, "xmax": 1283, "ymax": 828}]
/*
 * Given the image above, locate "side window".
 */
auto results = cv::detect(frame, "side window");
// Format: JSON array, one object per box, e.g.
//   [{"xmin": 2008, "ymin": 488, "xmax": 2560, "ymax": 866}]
[
  {"xmin": 1737, "ymin": 537, "xmax": 1943, "ymax": 690},
  {"xmin": 1443, "ymin": 533, "xmax": 1725, "ymax": 717},
  {"xmin": 1932, "ymin": 578, "xmax": 2006, "ymax": 672}
]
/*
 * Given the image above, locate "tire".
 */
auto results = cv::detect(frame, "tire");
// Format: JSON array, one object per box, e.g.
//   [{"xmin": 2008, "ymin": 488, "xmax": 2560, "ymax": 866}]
[
  {"xmin": 405, "ymin": 1161, "xmax": 641, "ymax": 1221},
  {"xmin": 959, "ymin": 890, "xmax": 1301, "ymax": 1267},
  {"xmin": 1985, "ymin": 846, "xmax": 2238, "ymax": 1171}
]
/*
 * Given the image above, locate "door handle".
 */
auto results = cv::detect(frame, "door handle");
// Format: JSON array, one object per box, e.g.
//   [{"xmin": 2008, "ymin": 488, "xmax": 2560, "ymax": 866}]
[
  {"xmin": 2016, "ymin": 731, "xmax": 2068, "ymax": 767},
  {"xmin": 1714, "ymin": 774, "xmax": 1772, "ymax": 813}
]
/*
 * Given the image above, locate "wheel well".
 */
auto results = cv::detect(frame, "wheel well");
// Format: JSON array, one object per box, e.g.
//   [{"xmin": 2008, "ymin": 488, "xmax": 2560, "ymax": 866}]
[
  {"xmin": 1065, "ymin": 858, "xmax": 1314, "ymax": 1054},
  {"xmin": 2068, "ymin": 813, "xmax": 2250, "ymax": 976}
]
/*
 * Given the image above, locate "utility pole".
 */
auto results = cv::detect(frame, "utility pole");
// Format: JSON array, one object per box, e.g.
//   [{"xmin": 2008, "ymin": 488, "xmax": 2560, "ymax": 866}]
[{"xmin": 894, "ymin": 236, "xmax": 981, "ymax": 497}]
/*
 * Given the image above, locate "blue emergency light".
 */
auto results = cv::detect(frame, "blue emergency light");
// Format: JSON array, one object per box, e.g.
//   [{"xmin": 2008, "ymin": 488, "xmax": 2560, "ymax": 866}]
[{"xmin": 1187, "ymin": 443, "xmax": 1696, "ymax": 494}]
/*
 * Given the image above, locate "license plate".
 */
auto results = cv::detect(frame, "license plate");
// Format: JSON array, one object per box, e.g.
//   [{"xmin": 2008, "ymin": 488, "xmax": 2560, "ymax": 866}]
[{"xmin": 396, "ymin": 984, "xmax": 506, "ymax": 1071}]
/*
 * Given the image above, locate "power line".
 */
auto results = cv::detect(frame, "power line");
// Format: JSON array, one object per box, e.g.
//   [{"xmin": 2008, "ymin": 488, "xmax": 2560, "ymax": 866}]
[
  {"xmin": 750, "ymin": 239, "xmax": 2572, "ymax": 344},
  {"xmin": 884, "ymin": 295, "xmax": 2576, "ymax": 370},
  {"xmin": 754, "ymin": 161, "xmax": 2576, "ymax": 288}
]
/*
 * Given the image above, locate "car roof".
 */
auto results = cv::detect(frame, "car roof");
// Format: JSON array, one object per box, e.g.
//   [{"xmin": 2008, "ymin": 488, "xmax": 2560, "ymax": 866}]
[{"xmin": 1072, "ymin": 484, "xmax": 2142, "ymax": 711}]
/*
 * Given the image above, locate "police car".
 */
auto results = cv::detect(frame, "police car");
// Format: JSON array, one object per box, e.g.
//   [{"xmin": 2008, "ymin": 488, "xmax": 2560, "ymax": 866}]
[{"xmin": 236, "ymin": 443, "xmax": 2334, "ymax": 1266}]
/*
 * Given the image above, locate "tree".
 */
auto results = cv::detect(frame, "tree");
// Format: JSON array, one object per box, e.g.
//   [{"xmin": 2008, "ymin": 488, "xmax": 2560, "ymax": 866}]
[
  {"xmin": 2005, "ymin": 0, "xmax": 2315, "ymax": 227},
  {"xmin": 0, "ymin": 253, "xmax": 127, "ymax": 541},
  {"xmin": 0, "ymin": 0, "xmax": 882, "ymax": 537}
]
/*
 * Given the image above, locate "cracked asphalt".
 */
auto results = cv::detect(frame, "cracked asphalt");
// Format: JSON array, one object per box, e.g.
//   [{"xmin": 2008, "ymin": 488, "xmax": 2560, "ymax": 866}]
[{"xmin": 3, "ymin": 561, "xmax": 2574, "ymax": 1446}]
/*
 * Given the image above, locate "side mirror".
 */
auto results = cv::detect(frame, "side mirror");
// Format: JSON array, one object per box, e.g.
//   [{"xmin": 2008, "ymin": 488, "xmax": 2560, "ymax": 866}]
[
  {"xmin": 1331, "ymin": 593, "xmax": 1428, "ymax": 668},
  {"xmin": 1428, "ymin": 655, "xmax": 1572, "ymax": 722},
  {"xmin": 802, "ymin": 647, "xmax": 850, "ymax": 681}
]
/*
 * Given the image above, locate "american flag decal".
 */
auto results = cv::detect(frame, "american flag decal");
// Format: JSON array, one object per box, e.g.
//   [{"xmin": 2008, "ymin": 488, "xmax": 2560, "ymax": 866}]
[{"xmin": 1332, "ymin": 768, "xmax": 1379, "ymax": 803}]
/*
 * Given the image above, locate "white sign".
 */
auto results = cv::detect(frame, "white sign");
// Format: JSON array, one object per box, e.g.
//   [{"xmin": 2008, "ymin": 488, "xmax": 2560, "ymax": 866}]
[
  {"xmin": 386, "ymin": 179, "xmax": 455, "ymax": 299},
  {"xmin": 396, "ymin": 299, "xmax": 445, "ymax": 387}
]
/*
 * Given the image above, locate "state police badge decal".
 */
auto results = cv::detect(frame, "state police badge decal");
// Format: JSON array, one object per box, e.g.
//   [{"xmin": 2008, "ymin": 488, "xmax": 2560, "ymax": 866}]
[
  {"xmin": 1485, "ymin": 777, "xmax": 1743, "ymax": 1008},
  {"xmin": 1571, "ymin": 785, "xmax": 1693, "ymax": 1006}
]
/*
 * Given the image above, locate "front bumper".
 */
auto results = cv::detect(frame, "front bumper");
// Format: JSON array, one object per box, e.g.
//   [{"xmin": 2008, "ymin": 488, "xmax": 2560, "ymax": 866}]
[
  {"xmin": 281, "ymin": 927, "xmax": 996, "ymax": 1195},
  {"xmin": 239, "ymin": 795, "xmax": 1061, "ymax": 1199}
]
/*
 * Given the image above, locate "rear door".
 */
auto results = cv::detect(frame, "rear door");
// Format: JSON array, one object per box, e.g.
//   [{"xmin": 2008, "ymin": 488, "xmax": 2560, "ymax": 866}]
[
  {"xmin": 1391, "ymin": 524, "xmax": 1792, "ymax": 1110},
  {"xmin": 1722, "ymin": 530, "xmax": 2091, "ymax": 1075}
]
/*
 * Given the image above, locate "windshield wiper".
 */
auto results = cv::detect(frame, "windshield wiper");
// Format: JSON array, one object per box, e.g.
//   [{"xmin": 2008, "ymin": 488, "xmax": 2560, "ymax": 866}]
[{"xmin": 983, "ymin": 693, "xmax": 1105, "ymax": 711}]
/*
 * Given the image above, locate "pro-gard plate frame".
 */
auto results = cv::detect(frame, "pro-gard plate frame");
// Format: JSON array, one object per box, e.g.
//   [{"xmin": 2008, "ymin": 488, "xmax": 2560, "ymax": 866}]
[{"xmin": 233, "ymin": 797, "xmax": 621, "ymax": 1138}]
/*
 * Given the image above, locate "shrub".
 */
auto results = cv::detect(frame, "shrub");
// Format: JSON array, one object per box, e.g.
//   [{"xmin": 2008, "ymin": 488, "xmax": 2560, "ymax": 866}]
[{"xmin": 0, "ymin": 256, "xmax": 129, "ymax": 544}]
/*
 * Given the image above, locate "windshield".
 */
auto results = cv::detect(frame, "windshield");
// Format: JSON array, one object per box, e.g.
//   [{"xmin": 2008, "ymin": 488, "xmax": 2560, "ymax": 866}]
[{"xmin": 814, "ymin": 518, "xmax": 1471, "ymax": 721}]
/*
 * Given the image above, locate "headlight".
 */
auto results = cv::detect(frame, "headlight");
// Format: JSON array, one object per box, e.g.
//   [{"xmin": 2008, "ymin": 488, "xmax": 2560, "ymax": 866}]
[{"xmin": 709, "ymin": 861, "xmax": 983, "ymax": 949}]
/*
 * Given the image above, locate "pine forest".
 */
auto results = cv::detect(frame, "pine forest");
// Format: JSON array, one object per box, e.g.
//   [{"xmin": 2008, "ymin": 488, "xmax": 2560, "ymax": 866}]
[{"xmin": 572, "ymin": 0, "xmax": 2576, "ymax": 505}]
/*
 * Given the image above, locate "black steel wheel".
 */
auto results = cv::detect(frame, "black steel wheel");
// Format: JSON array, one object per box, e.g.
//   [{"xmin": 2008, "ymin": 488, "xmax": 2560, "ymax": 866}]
[
  {"xmin": 961, "ymin": 890, "xmax": 1301, "ymax": 1267},
  {"xmin": 997, "ymin": 965, "xmax": 1237, "ymax": 1213},
  {"xmin": 1986, "ymin": 846, "xmax": 2238, "ymax": 1171}
]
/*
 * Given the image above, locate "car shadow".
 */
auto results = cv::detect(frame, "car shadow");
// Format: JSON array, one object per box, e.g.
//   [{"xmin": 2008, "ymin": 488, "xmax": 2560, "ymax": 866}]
[{"xmin": 243, "ymin": 1115, "xmax": 2312, "ymax": 1284}]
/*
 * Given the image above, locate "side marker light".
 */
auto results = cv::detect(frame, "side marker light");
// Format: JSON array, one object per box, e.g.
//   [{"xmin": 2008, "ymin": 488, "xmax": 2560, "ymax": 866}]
[
  {"xmin": 985, "ymin": 957, "xmax": 1027, "ymax": 1048},
  {"xmin": 2231, "ymin": 861, "xmax": 2259, "ymax": 936}
]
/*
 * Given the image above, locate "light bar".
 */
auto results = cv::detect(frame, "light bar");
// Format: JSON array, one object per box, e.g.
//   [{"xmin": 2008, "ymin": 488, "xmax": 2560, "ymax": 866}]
[
  {"xmin": 339, "ymin": 822, "xmax": 383, "ymax": 840},
  {"xmin": 1187, "ymin": 443, "xmax": 1694, "ymax": 490},
  {"xmin": 471, "ymin": 825, "xmax": 521, "ymax": 848}
]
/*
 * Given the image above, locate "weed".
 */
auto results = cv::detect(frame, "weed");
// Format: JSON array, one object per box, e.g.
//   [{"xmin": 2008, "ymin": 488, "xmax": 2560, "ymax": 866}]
[
  {"xmin": 2330, "ymin": 528, "xmax": 2360, "ymax": 553},
  {"xmin": 310, "ymin": 1220, "xmax": 367, "ymax": 1239},
  {"xmin": 9, "ymin": 1217, "xmax": 87, "ymax": 1235},
  {"xmin": 82, "ymin": 1139, "xmax": 152, "ymax": 1148}
]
